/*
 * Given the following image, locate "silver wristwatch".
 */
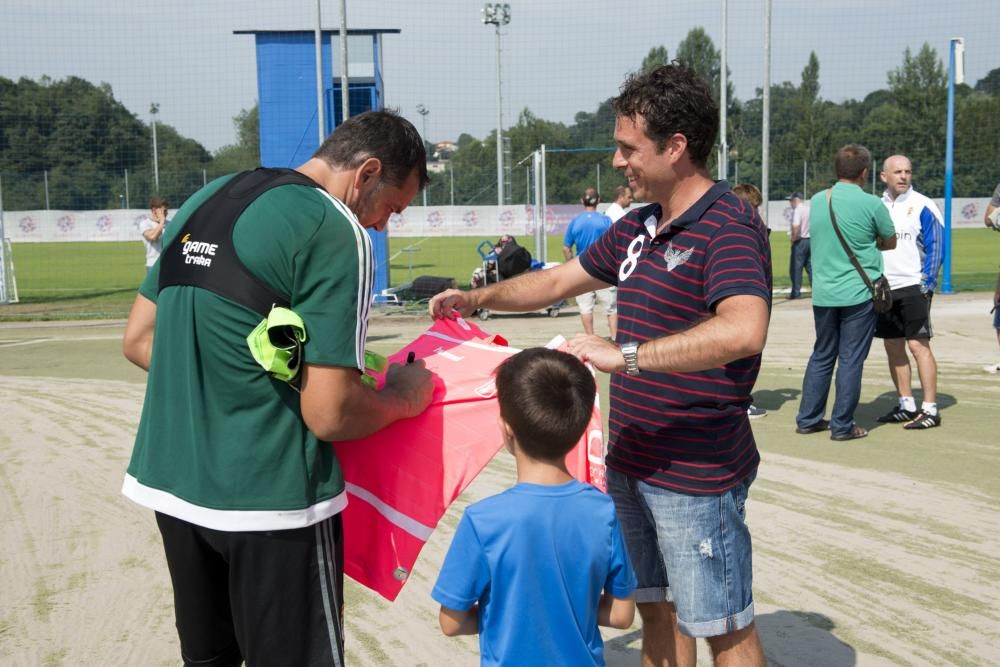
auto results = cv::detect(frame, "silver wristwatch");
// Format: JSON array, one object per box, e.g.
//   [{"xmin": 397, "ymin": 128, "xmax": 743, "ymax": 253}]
[{"xmin": 621, "ymin": 341, "xmax": 640, "ymax": 376}]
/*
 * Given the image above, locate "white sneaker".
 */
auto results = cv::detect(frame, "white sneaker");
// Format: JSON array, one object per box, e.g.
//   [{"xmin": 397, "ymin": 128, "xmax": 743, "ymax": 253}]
[{"xmin": 984, "ymin": 363, "xmax": 1000, "ymax": 374}]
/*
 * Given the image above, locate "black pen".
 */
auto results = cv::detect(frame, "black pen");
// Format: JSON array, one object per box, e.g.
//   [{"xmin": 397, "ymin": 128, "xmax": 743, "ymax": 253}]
[{"xmin": 407, "ymin": 351, "xmax": 415, "ymax": 364}]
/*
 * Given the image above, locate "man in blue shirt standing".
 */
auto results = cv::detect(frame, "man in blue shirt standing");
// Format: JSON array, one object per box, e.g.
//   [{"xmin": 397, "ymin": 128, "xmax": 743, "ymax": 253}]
[{"xmin": 564, "ymin": 187, "xmax": 617, "ymax": 339}]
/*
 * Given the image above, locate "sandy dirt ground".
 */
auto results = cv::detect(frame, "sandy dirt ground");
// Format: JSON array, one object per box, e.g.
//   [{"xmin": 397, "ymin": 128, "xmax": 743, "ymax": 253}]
[{"xmin": 1, "ymin": 293, "xmax": 998, "ymax": 666}]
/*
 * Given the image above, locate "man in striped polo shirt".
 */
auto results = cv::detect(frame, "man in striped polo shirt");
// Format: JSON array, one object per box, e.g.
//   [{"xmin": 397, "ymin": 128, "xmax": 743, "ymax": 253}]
[
  {"xmin": 431, "ymin": 64, "xmax": 771, "ymax": 667},
  {"xmin": 122, "ymin": 111, "xmax": 434, "ymax": 666}
]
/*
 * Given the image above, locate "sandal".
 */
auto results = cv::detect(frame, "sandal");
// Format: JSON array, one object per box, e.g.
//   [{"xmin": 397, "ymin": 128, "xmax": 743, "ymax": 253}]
[{"xmin": 830, "ymin": 425, "xmax": 868, "ymax": 441}]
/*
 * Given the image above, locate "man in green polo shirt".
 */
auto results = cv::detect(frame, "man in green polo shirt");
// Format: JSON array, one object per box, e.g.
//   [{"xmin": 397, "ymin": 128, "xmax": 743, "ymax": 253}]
[
  {"xmin": 121, "ymin": 110, "xmax": 434, "ymax": 666},
  {"xmin": 795, "ymin": 144, "xmax": 896, "ymax": 442}
]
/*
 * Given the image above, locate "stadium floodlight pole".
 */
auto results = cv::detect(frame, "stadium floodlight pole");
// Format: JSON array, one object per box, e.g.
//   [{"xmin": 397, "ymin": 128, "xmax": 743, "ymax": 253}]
[
  {"xmin": 942, "ymin": 36, "xmax": 964, "ymax": 295},
  {"xmin": 760, "ymin": 0, "xmax": 771, "ymax": 227},
  {"xmin": 339, "ymin": 0, "xmax": 350, "ymax": 123},
  {"xmin": 315, "ymin": 0, "xmax": 325, "ymax": 141},
  {"xmin": 150, "ymin": 102, "xmax": 160, "ymax": 193},
  {"xmin": 417, "ymin": 104, "xmax": 430, "ymax": 206},
  {"xmin": 718, "ymin": 0, "xmax": 728, "ymax": 180},
  {"xmin": 482, "ymin": 3, "xmax": 511, "ymax": 207},
  {"xmin": 0, "ymin": 174, "xmax": 6, "ymax": 305}
]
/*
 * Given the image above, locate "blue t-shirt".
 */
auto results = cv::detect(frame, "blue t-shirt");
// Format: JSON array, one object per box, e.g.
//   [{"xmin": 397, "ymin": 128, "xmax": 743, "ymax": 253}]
[
  {"xmin": 564, "ymin": 211, "xmax": 613, "ymax": 255},
  {"xmin": 432, "ymin": 480, "xmax": 636, "ymax": 667}
]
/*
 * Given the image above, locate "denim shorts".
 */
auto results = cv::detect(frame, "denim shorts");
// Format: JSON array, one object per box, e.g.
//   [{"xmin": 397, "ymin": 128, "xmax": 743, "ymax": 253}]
[{"xmin": 607, "ymin": 467, "xmax": 756, "ymax": 638}]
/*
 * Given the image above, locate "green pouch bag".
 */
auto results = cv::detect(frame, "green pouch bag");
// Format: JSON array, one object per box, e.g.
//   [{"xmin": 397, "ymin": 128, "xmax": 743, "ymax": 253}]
[{"xmin": 247, "ymin": 306, "xmax": 308, "ymax": 384}]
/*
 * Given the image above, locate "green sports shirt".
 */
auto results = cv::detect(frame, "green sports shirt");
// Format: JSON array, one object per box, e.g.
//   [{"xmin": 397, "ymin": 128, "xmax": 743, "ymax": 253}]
[
  {"xmin": 808, "ymin": 182, "xmax": 896, "ymax": 307},
  {"xmin": 122, "ymin": 175, "xmax": 373, "ymax": 531}
]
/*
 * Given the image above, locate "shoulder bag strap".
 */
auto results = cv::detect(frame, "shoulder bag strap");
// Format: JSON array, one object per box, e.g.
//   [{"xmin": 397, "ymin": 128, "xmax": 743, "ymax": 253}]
[{"xmin": 826, "ymin": 189, "xmax": 875, "ymax": 293}]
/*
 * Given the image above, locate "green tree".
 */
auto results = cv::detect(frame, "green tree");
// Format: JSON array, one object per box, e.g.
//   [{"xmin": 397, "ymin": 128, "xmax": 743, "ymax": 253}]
[
  {"xmin": 974, "ymin": 67, "xmax": 1000, "ymax": 96},
  {"xmin": 211, "ymin": 104, "xmax": 260, "ymax": 175},
  {"xmin": 880, "ymin": 43, "xmax": 947, "ymax": 194},
  {"xmin": 0, "ymin": 75, "xmax": 152, "ymax": 208},
  {"xmin": 641, "ymin": 46, "xmax": 669, "ymax": 73},
  {"xmin": 954, "ymin": 91, "xmax": 1000, "ymax": 196},
  {"xmin": 790, "ymin": 52, "xmax": 829, "ymax": 195},
  {"xmin": 675, "ymin": 27, "xmax": 734, "ymax": 107}
]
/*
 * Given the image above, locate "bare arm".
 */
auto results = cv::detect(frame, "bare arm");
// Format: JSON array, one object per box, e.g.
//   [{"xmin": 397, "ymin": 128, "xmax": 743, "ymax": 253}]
[
  {"xmin": 438, "ymin": 605, "xmax": 479, "ymax": 637},
  {"xmin": 994, "ymin": 271, "xmax": 1000, "ymax": 308},
  {"xmin": 142, "ymin": 222, "xmax": 165, "ymax": 242},
  {"xmin": 598, "ymin": 594, "xmax": 635, "ymax": 629},
  {"xmin": 562, "ymin": 245, "xmax": 573, "ymax": 261},
  {"xmin": 876, "ymin": 234, "xmax": 897, "ymax": 251},
  {"xmin": 567, "ymin": 294, "xmax": 769, "ymax": 375},
  {"xmin": 429, "ymin": 258, "xmax": 605, "ymax": 319},
  {"xmin": 300, "ymin": 361, "xmax": 434, "ymax": 442},
  {"xmin": 122, "ymin": 293, "xmax": 157, "ymax": 371}
]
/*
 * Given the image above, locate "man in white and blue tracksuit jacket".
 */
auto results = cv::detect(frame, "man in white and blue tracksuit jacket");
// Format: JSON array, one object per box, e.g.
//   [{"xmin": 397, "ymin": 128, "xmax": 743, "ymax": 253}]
[{"xmin": 874, "ymin": 154, "xmax": 944, "ymax": 430}]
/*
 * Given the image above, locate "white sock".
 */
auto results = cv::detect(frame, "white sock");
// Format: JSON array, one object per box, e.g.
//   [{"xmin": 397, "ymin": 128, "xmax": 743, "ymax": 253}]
[
  {"xmin": 921, "ymin": 402, "xmax": 938, "ymax": 416},
  {"xmin": 899, "ymin": 396, "xmax": 917, "ymax": 412}
]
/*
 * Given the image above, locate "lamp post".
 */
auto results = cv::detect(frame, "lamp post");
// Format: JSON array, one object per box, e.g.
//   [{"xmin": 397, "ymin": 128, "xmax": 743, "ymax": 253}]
[
  {"xmin": 718, "ymin": 0, "xmax": 728, "ymax": 180},
  {"xmin": 482, "ymin": 3, "xmax": 510, "ymax": 207},
  {"xmin": 416, "ymin": 104, "xmax": 430, "ymax": 206},
  {"xmin": 150, "ymin": 102, "xmax": 160, "ymax": 193},
  {"xmin": 942, "ymin": 36, "xmax": 964, "ymax": 295}
]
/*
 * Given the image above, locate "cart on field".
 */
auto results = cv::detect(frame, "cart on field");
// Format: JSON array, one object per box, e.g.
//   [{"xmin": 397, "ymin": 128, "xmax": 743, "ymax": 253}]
[{"xmin": 470, "ymin": 236, "xmax": 564, "ymax": 321}]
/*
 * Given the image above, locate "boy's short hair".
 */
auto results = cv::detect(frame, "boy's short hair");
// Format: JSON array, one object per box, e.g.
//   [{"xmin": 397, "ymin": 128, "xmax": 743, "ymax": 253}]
[
  {"xmin": 149, "ymin": 196, "xmax": 169, "ymax": 209},
  {"xmin": 495, "ymin": 348, "xmax": 596, "ymax": 462}
]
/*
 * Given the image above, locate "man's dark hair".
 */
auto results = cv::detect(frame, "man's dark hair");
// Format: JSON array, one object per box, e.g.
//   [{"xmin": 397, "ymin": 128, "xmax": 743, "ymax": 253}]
[
  {"xmin": 495, "ymin": 348, "xmax": 596, "ymax": 462},
  {"xmin": 312, "ymin": 109, "xmax": 429, "ymax": 188},
  {"xmin": 612, "ymin": 63, "xmax": 718, "ymax": 168},
  {"xmin": 834, "ymin": 144, "xmax": 872, "ymax": 181},
  {"xmin": 149, "ymin": 196, "xmax": 169, "ymax": 209}
]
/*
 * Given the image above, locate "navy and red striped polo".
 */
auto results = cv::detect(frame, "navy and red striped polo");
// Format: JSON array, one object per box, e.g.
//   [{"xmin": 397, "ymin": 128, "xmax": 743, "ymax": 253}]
[{"xmin": 579, "ymin": 180, "xmax": 772, "ymax": 495}]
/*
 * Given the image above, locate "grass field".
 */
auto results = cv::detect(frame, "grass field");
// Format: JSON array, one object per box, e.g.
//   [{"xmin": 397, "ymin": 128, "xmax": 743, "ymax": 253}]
[{"xmin": 3, "ymin": 228, "xmax": 998, "ymax": 320}]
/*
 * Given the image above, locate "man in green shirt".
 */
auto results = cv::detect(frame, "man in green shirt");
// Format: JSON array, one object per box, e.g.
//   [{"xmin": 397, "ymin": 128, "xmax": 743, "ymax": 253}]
[
  {"xmin": 122, "ymin": 110, "xmax": 435, "ymax": 666},
  {"xmin": 795, "ymin": 144, "xmax": 896, "ymax": 441}
]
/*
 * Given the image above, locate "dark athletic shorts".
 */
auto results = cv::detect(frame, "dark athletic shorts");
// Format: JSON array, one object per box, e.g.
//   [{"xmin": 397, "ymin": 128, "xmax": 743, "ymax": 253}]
[
  {"xmin": 156, "ymin": 512, "xmax": 345, "ymax": 667},
  {"xmin": 875, "ymin": 284, "xmax": 933, "ymax": 340}
]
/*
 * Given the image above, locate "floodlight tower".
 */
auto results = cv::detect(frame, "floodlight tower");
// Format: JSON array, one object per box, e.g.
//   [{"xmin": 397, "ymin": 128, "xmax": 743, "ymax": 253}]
[
  {"xmin": 416, "ymin": 104, "xmax": 430, "ymax": 206},
  {"xmin": 482, "ymin": 3, "xmax": 510, "ymax": 207}
]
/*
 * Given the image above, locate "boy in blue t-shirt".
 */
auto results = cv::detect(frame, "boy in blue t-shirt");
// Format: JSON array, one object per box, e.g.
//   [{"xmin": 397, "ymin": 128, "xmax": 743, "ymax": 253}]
[{"xmin": 431, "ymin": 348, "xmax": 637, "ymax": 666}]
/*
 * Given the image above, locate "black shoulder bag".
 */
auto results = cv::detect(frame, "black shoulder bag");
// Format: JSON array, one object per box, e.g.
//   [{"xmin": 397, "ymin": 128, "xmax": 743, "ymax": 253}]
[{"xmin": 826, "ymin": 190, "xmax": 893, "ymax": 314}]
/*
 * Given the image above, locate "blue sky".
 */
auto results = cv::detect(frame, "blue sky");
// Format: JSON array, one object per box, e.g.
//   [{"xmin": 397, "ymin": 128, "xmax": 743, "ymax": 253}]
[{"xmin": 1, "ymin": 0, "xmax": 994, "ymax": 152}]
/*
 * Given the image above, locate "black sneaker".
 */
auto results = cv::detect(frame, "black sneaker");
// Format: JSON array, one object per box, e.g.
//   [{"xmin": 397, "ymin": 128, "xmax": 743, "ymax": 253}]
[
  {"xmin": 747, "ymin": 405, "xmax": 768, "ymax": 419},
  {"xmin": 876, "ymin": 407, "xmax": 918, "ymax": 423},
  {"xmin": 903, "ymin": 411, "xmax": 941, "ymax": 430}
]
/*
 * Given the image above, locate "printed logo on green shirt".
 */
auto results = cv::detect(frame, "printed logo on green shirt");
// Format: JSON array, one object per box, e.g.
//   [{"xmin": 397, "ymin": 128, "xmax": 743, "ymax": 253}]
[{"xmin": 180, "ymin": 232, "xmax": 219, "ymax": 267}]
